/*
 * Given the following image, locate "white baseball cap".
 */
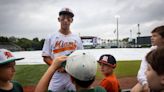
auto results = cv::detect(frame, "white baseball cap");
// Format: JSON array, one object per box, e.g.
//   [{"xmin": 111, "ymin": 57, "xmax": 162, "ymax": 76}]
[
  {"xmin": 65, "ymin": 50, "xmax": 97, "ymax": 81},
  {"xmin": 59, "ymin": 8, "xmax": 74, "ymax": 17},
  {"xmin": 0, "ymin": 49, "xmax": 24, "ymax": 65}
]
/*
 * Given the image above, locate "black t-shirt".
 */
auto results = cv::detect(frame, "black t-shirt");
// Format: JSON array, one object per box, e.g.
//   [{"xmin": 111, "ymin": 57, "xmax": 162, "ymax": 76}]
[{"xmin": 0, "ymin": 81, "xmax": 23, "ymax": 92}]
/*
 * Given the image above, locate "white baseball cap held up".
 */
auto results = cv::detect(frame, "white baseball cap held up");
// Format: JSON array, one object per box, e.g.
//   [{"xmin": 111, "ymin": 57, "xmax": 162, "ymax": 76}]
[
  {"xmin": 0, "ymin": 49, "xmax": 24, "ymax": 65},
  {"xmin": 65, "ymin": 50, "xmax": 97, "ymax": 81}
]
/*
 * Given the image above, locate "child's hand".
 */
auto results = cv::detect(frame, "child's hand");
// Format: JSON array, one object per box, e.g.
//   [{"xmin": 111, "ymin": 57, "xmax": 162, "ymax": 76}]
[
  {"xmin": 51, "ymin": 56, "xmax": 67, "ymax": 69},
  {"xmin": 35, "ymin": 56, "xmax": 67, "ymax": 92}
]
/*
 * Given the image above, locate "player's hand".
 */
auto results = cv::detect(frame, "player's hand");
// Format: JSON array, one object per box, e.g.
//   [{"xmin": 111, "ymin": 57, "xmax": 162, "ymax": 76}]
[
  {"xmin": 51, "ymin": 56, "xmax": 67, "ymax": 69},
  {"xmin": 142, "ymin": 84, "xmax": 150, "ymax": 92}
]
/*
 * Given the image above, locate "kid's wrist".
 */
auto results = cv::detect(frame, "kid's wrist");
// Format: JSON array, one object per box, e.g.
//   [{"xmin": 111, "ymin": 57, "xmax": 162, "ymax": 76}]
[{"xmin": 49, "ymin": 64, "xmax": 58, "ymax": 71}]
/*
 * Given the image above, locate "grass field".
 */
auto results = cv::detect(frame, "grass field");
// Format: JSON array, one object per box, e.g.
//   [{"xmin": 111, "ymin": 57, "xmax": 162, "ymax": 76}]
[{"xmin": 14, "ymin": 60, "xmax": 141, "ymax": 86}]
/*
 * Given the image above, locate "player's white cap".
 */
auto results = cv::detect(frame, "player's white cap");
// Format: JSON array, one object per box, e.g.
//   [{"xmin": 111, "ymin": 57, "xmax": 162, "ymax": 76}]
[
  {"xmin": 65, "ymin": 50, "xmax": 97, "ymax": 81},
  {"xmin": 59, "ymin": 7, "xmax": 74, "ymax": 17},
  {"xmin": 0, "ymin": 49, "xmax": 24, "ymax": 65}
]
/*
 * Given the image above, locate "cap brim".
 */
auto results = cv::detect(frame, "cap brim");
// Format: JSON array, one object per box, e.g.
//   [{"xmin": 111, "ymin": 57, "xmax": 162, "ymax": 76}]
[
  {"xmin": 0, "ymin": 57, "xmax": 24, "ymax": 65},
  {"xmin": 15, "ymin": 57, "xmax": 24, "ymax": 61},
  {"xmin": 98, "ymin": 60, "xmax": 109, "ymax": 65},
  {"xmin": 98, "ymin": 60, "xmax": 116, "ymax": 68},
  {"xmin": 59, "ymin": 11, "xmax": 74, "ymax": 17}
]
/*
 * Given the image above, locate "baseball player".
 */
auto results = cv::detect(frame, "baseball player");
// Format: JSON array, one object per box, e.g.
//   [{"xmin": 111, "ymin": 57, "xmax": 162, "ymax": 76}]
[{"xmin": 42, "ymin": 8, "xmax": 83, "ymax": 92}]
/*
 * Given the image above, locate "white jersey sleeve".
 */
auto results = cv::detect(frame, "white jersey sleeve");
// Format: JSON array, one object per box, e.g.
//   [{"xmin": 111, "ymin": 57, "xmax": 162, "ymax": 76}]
[
  {"xmin": 137, "ymin": 56, "xmax": 148, "ymax": 85},
  {"xmin": 77, "ymin": 36, "xmax": 84, "ymax": 50},
  {"xmin": 137, "ymin": 46, "xmax": 157, "ymax": 85},
  {"xmin": 42, "ymin": 35, "xmax": 51, "ymax": 57}
]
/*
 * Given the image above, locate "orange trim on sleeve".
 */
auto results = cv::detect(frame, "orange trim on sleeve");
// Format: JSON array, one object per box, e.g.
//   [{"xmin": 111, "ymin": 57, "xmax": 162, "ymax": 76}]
[{"xmin": 53, "ymin": 46, "xmax": 76, "ymax": 54}]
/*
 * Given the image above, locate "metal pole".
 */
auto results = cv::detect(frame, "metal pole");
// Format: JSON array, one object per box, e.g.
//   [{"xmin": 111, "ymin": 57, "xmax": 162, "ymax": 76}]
[
  {"xmin": 137, "ymin": 24, "xmax": 140, "ymax": 37},
  {"xmin": 137, "ymin": 24, "xmax": 141, "ymax": 47},
  {"xmin": 130, "ymin": 29, "xmax": 132, "ymax": 40},
  {"xmin": 116, "ymin": 18, "xmax": 119, "ymax": 47}
]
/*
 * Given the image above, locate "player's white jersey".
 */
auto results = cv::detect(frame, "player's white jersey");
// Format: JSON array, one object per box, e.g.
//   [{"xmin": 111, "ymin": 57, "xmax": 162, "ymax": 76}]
[{"xmin": 42, "ymin": 31, "xmax": 83, "ymax": 92}]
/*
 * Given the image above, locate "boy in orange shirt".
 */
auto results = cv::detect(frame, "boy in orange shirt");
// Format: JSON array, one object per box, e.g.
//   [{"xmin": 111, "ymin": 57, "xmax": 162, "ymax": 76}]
[{"xmin": 98, "ymin": 54, "xmax": 120, "ymax": 92}]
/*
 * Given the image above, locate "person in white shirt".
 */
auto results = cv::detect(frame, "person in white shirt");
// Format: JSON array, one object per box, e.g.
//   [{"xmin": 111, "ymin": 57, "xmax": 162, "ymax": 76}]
[
  {"xmin": 131, "ymin": 25, "xmax": 164, "ymax": 92},
  {"xmin": 42, "ymin": 8, "xmax": 83, "ymax": 92}
]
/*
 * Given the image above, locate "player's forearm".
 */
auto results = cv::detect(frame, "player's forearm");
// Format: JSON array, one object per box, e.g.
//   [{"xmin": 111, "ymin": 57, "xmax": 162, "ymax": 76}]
[
  {"xmin": 43, "ymin": 56, "xmax": 53, "ymax": 66},
  {"xmin": 35, "ymin": 65, "xmax": 58, "ymax": 92}
]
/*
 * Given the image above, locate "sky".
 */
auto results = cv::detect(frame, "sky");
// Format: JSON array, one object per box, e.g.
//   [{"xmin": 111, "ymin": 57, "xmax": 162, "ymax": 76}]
[{"xmin": 0, "ymin": 0, "xmax": 164, "ymax": 40}]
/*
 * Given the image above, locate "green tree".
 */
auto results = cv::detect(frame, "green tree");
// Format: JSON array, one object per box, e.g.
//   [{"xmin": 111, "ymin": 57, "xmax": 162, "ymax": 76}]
[
  {"xmin": 0, "ymin": 36, "xmax": 45, "ymax": 51},
  {"xmin": 16, "ymin": 38, "xmax": 32, "ymax": 50},
  {"xmin": 0, "ymin": 36, "xmax": 10, "ymax": 42},
  {"xmin": 9, "ymin": 36, "xmax": 17, "ymax": 43},
  {"xmin": 32, "ymin": 37, "xmax": 40, "ymax": 50},
  {"xmin": 122, "ymin": 37, "xmax": 129, "ymax": 42}
]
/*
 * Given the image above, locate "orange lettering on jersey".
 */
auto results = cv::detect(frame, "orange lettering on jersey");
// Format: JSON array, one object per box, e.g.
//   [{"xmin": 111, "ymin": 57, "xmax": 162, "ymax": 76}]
[
  {"xmin": 55, "ymin": 41, "xmax": 62, "ymax": 48},
  {"xmin": 53, "ymin": 40, "xmax": 77, "ymax": 54}
]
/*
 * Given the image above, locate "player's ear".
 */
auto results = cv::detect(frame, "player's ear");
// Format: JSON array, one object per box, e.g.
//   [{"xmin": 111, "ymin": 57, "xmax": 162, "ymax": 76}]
[
  {"xmin": 58, "ymin": 17, "xmax": 60, "ymax": 22},
  {"xmin": 71, "ymin": 18, "xmax": 73, "ymax": 22}
]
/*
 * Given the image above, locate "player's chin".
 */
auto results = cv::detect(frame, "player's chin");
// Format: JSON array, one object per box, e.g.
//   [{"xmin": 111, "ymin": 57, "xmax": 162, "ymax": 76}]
[
  {"xmin": 62, "ymin": 26, "xmax": 69, "ymax": 30},
  {"xmin": 151, "ymin": 42, "xmax": 155, "ymax": 46}
]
